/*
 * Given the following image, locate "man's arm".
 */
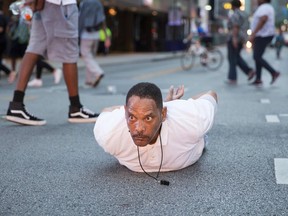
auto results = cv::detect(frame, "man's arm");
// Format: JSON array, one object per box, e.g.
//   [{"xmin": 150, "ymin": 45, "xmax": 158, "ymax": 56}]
[
  {"xmin": 101, "ymin": 21, "xmax": 111, "ymax": 48},
  {"xmin": 191, "ymin": 90, "xmax": 218, "ymax": 103}
]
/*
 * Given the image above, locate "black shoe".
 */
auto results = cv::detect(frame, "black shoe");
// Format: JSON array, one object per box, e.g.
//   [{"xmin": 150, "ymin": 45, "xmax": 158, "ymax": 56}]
[
  {"xmin": 270, "ymin": 71, "xmax": 280, "ymax": 85},
  {"xmin": 68, "ymin": 106, "xmax": 99, "ymax": 123},
  {"xmin": 92, "ymin": 74, "xmax": 104, "ymax": 88},
  {"xmin": 247, "ymin": 70, "xmax": 256, "ymax": 81},
  {"xmin": 250, "ymin": 80, "xmax": 263, "ymax": 86},
  {"xmin": 6, "ymin": 102, "xmax": 46, "ymax": 126}
]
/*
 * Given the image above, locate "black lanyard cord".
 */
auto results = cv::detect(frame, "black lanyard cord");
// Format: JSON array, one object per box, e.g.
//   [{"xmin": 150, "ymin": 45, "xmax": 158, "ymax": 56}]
[{"xmin": 137, "ymin": 134, "xmax": 169, "ymax": 186}]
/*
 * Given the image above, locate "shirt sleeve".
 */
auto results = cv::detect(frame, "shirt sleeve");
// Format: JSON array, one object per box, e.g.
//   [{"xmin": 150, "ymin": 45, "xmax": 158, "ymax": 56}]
[
  {"xmin": 187, "ymin": 95, "xmax": 217, "ymax": 136},
  {"xmin": 164, "ymin": 95, "xmax": 217, "ymax": 142},
  {"xmin": 93, "ymin": 106, "xmax": 126, "ymax": 154}
]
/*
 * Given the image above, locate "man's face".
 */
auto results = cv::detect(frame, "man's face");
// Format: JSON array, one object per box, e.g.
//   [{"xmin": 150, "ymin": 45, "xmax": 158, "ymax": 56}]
[
  {"xmin": 125, "ymin": 96, "xmax": 166, "ymax": 147},
  {"xmin": 257, "ymin": 0, "xmax": 265, "ymax": 5}
]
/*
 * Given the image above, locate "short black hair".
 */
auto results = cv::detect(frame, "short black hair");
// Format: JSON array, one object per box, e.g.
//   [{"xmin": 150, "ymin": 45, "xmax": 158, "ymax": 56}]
[
  {"xmin": 126, "ymin": 82, "xmax": 163, "ymax": 110},
  {"xmin": 231, "ymin": 0, "xmax": 241, "ymax": 8}
]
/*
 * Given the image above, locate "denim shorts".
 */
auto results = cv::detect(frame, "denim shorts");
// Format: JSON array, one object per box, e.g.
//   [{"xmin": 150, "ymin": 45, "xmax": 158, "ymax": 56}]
[{"xmin": 26, "ymin": 2, "xmax": 79, "ymax": 63}]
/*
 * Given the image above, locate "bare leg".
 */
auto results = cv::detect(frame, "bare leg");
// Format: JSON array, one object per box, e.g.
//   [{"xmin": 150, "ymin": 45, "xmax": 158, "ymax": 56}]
[
  {"xmin": 16, "ymin": 52, "xmax": 39, "ymax": 91},
  {"xmin": 62, "ymin": 63, "xmax": 79, "ymax": 97}
]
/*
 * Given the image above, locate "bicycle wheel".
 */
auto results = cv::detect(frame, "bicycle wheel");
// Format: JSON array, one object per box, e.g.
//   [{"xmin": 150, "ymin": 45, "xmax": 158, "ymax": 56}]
[
  {"xmin": 205, "ymin": 49, "xmax": 224, "ymax": 70},
  {"xmin": 180, "ymin": 50, "xmax": 196, "ymax": 70}
]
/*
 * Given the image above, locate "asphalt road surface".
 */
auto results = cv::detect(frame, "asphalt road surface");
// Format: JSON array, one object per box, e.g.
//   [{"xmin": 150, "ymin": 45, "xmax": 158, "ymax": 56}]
[{"xmin": 1, "ymin": 46, "xmax": 288, "ymax": 215}]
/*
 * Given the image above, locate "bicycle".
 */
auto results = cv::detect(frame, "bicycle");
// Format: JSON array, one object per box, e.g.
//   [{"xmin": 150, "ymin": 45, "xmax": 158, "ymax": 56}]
[{"xmin": 180, "ymin": 40, "xmax": 224, "ymax": 71}]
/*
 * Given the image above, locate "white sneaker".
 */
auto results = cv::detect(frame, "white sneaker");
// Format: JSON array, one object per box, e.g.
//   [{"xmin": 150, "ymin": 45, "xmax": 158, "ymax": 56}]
[
  {"xmin": 53, "ymin": 68, "xmax": 62, "ymax": 84},
  {"xmin": 28, "ymin": 78, "xmax": 43, "ymax": 87}
]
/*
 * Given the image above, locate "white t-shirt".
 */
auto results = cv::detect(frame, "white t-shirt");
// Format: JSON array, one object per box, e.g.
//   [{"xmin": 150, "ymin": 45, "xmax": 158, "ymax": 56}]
[
  {"xmin": 251, "ymin": 3, "xmax": 275, "ymax": 37},
  {"xmin": 46, "ymin": 0, "xmax": 76, "ymax": 5},
  {"xmin": 94, "ymin": 95, "xmax": 217, "ymax": 172}
]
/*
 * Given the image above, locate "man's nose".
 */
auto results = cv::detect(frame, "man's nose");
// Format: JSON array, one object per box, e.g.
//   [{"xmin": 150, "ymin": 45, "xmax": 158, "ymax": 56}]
[{"xmin": 135, "ymin": 121, "xmax": 145, "ymax": 132}]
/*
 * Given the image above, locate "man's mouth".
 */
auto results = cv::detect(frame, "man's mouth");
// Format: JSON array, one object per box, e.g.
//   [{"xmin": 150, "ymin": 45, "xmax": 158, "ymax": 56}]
[{"xmin": 133, "ymin": 136, "xmax": 148, "ymax": 141}]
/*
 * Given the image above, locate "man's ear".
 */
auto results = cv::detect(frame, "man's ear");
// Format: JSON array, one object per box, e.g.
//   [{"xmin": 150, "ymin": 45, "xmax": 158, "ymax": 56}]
[{"xmin": 162, "ymin": 107, "xmax": 167, "ymax": 122}]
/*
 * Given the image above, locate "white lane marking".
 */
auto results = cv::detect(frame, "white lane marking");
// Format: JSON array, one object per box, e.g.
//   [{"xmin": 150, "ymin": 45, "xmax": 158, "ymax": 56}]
[
  {"xmin": 260, "ymin": 99, "xmax": 270, "ymax": 104},
  {"xmin": 265, "ymin": 115, "xmax": 280, "ymax": 123},
  {"xmin": 274, "ymin": 158, "xmax": 288, "ymax": 184}
]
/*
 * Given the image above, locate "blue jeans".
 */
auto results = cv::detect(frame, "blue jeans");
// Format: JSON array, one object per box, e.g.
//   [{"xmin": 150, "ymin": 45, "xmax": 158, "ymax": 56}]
[
  {"xmin": 227, "ymin": 39, "xmax": 252, "ymax": 81},
  {"xmin": 253, "ymin": 36, "xmax": 276, "ymax": 80}
]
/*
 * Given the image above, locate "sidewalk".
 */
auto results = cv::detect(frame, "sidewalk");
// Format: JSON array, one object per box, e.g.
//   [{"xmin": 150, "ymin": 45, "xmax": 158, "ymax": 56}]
[
  {"xmin": 51, "ymin": 51, "xmax": 184, "ymax": 69},
  {"xmin": 2, "ymin": 46, "xmax": 226, "ymax": 71},
  {"xmin": 55, "ymin": 45, "xmax": 226, "ymax": 68}
]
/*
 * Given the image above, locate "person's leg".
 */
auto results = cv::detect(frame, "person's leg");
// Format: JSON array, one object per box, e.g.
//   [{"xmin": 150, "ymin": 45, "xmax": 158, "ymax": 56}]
[
  {"xmin": 62, "ymin": 62, "xmax": 79, "ymax": 99},
  {"xmin": 0, "ymin": 57, "xmax": 17, "ymax": 84},
  {"xmin": 80, "ymin": 38, "xmax": 95, "ymax": 84},
  {"xmin": 0, "ymin": 58, "xmax": 11, "ymax": 76},
  {"xmin": 44, "ymin": 3, "xmax": 98, "ymax": 123},
  {"xmin": 15, "ymin": 52, "xmax": 40, "ymax": 92},
  {"xmin": 253, "ymin": 36, "xmax": 279, "ymax": 84},
  {"xmin": 36, "ymin": 59, "xmax": 44, "ymax": 79},
  {"xmin": 80, "ymin": 38, "xmax": 104, "ymax": 85},
  {"xmin": 236, "ymin": 44, "xmax": 254, "ymax": 79},
  {"xmin": 0, "ymin": 46, "xmax": 11, "ymax": 76},
  {"xmin": 6, "ymin": 9, "xmax": 48, "ymax": 125},
  {"xmin": 27, "ymin": 57, "xmax": 45, "ymax": 87},
  {"xmin": 40, "ymin": 59, "xmax": 54, "ymax": 73},
  {"xmin": 257, "ymin": 36, "xmax": 277, "ymax": 75},
  {"xmin": 227, "ymin": 40, "xmax": 237, "ymax": 83},
  {"xmin": 252, "ymin": 37, "xmax": 265, "ymax": 82},
  {"xmin": 6, "ymin": 52, "xmax": 46, "ymax": 125}
]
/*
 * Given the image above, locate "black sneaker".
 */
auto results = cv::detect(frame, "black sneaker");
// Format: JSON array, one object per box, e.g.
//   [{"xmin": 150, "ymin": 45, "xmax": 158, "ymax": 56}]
[
  {"xmin": 68, "ymin": 106, "xmax": 99, "ymax": 123},
  {"xmin": 6, "ymin": 102, "xmax": 46, "ymax": 126}
]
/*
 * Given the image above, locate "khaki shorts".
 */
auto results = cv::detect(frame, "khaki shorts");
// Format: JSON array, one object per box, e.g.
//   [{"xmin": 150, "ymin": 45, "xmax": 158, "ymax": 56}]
[{"xmin": 26, "ymin": 2, "xmax": 79, "ymax": 63}]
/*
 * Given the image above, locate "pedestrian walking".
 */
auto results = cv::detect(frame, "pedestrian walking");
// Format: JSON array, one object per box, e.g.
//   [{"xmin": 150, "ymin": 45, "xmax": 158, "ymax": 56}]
[
  {"xmin": 94, "ymin": 82, "xmax": 217, "ymax": 180},
  {"xmin": 249, "ymin": 0, "xmax": 280, "ymax": 86},
  {"xmin": 0, "ymin": 9, "xmax": 16, "ymax": 84},
  {"xmin": 7, "ymin": 15, "xmax": 29, "ymax": 79},
  {"xmin": 5, "ymin": 0, "xmax": 98, "ymax": 126},
  {"xmin": 79, "ymin": 0, "xmax": 111, "ymax": 87},
  {"xmin": 28, "ymin": 56, "xmax": 62, "ymax": 87},
  {"xmin": 226, "ymin": 0, "xmax": 255, "ymax": 85}
]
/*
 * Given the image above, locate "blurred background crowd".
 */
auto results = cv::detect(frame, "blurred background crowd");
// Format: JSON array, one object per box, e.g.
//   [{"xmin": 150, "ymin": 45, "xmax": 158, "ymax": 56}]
[{"xmin": 0, "ymin": 0, "xmax": 287, "ymax": 55}]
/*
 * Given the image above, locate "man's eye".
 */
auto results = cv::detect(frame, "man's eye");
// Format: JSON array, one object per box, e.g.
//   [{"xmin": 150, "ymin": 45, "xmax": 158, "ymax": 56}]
[
  {"xmin": 146, "ymin": 116, "xmax": 152, "ymax": 121},
  {"xmin": 129, "ymin": 115, "xmax": 134, "ymax": 120}
]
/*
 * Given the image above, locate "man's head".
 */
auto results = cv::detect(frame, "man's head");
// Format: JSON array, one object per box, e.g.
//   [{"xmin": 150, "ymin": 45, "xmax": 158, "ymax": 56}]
[
  {"xmin": 257, "ymin": 0, "xmax": 270, "ymax": 5},
  {"xmin": 125, "ymin": 82, "xmax": 167, "ymax": 147},
  {"xmin": 230, "ymin": 0, "xmax": 241, "ymax": 9}
]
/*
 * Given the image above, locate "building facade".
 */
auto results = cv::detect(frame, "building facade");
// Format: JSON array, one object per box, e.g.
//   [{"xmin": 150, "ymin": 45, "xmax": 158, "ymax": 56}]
[{"xmin": 1, "ymin": 0, "xmax": 287, "ymax": 52}]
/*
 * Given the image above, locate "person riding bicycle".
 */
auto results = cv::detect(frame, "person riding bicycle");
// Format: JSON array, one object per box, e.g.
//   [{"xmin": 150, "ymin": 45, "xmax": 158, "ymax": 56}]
[
  {"xmin": 183, "ymin": 21, "xmax": 211, "ymax": 65},
  {"xmin": 183, "ymin": 20, "xmax": 212, "ymax": 49}
]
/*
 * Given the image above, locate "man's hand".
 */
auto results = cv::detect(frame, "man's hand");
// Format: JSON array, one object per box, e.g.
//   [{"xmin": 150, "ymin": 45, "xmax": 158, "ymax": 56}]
[
  {"xmin": 165, "ymin": 85, "xmax": 184, "ymax": 102},
  {"xmin": 24, "ymin": 0, "xmax": 45, "ymax": 12},
  {"xmin": 105, "ymin": 38, "xmax": 111, "ymax": 48}
]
